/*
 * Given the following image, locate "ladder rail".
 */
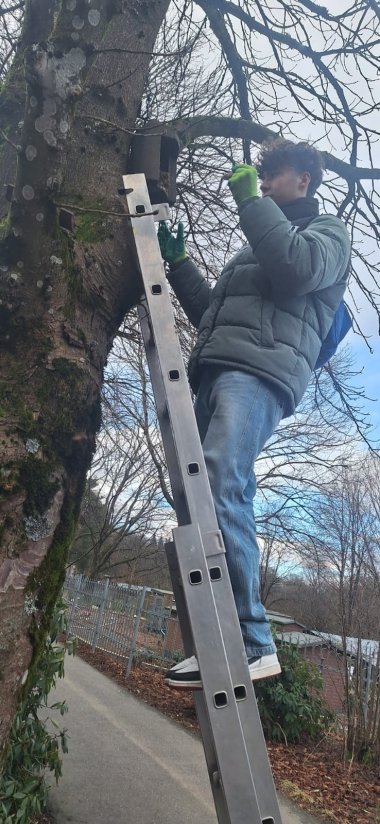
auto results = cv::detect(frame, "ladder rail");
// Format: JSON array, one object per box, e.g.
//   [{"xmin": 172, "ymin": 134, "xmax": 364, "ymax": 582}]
[
  {"xmin": 138, "ymin": 286, "xmax": 264, "ymax": 820},
  {"xmin": 140, "ymin": 308, "xmax": 282, "ymax": 809},
  {"xmin": 137, "ymin": 300, "xmax": 189, "ymax": 524},
  {"xmin": 124, "ymin": 174, "xmax": 283, "ymax": 824}
]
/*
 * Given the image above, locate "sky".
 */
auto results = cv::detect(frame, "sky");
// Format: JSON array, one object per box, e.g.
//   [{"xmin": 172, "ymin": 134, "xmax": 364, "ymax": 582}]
[
  {"xmin": 209, "ymin": 0, "xmax": 380, "ymax": 443},
  {"xmin": 286, "ymin": 3, "xmax": 380, "ymax": 441},
  {"xmin": 347, "ymin": 284, "xmax": 380, "ymax": 441},
  {"xmin": 155, "ymin": 0, "xmax": 380, "ymax": 445}
]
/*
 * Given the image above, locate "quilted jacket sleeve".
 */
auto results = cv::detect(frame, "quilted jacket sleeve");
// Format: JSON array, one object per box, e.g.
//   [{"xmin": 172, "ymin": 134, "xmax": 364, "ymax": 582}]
[
  {"xmin": 167, "ymin": 258, "xmax": 212, "ymax": 328},
  {"xmin": 239, "ymin": 197, "xmax": 351, "ymax": 297}
]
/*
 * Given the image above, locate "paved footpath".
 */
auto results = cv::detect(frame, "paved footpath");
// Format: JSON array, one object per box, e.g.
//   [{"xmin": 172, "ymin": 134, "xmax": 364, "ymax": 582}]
[{"xmin": 47, "ymin": 654, "xmax": 321, "ymax": 824}]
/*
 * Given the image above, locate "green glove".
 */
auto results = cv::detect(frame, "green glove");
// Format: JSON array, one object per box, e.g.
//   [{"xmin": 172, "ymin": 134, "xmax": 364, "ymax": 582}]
[
  {"xmin": 157, "ymin": 221, "xmax": 188, "ymax": 265},
  {"xmin": 228, "ymin": 163, "xmax": 258, "ymax": 207}
]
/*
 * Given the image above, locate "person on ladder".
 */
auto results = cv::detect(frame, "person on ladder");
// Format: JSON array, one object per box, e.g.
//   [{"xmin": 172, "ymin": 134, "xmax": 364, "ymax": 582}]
[{"xmin": 157, "ymin": 139, "xmax": 351, "ymax": 690}]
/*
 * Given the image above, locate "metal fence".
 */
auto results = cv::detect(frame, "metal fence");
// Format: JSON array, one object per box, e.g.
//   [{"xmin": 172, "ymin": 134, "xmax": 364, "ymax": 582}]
[
  {"xmin": 63, "ymin": 574, "xmax": 184, "ymax": 675},
  {"xmin": 63, "ymin": 574, "xmax": 378, "ymax": 719}
]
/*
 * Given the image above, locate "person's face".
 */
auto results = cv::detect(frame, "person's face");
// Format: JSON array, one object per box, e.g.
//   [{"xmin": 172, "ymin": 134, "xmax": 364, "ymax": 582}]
[{"xmin": 259, "ymin": 166, "xmax": 311, "ymax": 205}]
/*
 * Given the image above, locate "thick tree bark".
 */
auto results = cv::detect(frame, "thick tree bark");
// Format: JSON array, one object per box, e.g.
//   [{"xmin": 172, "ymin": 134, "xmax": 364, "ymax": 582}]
[{"xmin": 0, "ymin": 0, "xmax": 169, "ymax": 763}]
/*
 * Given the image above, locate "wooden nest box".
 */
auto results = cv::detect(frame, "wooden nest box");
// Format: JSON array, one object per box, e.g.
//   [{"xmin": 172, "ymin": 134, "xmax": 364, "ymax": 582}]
[{"xmin": 128, "ymin": 133, "xmax": 180, "ymax": 206}]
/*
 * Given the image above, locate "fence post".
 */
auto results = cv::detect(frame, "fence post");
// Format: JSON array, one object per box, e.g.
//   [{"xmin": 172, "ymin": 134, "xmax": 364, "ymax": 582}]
[
  {"xmin": 362, "ymin": 641, "xmax": 376, "ymax": 726},
  {"xmin": 92, "ymin": 577, "xmax": 110, "ymax": 652},
  {"xmin": 126, "ymin": 586, "xmax": 147, "ymax": 677},
  {"xmin": 67, "ymin": 574, "xmax": 83, "ymax": 634},
  {"xmin": 159, "ymin": 609, "xmax": 169, "ymax": 664}
]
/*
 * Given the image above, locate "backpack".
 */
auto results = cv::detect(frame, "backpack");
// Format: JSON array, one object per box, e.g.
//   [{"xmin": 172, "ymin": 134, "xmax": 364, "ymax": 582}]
[
  {"xmin": 314, "ymin": 300, "xmax": 352, "ymax": 369},
  {"xmin": 292, "ymin": 217, "xmax": 351, "ymax": 371}
]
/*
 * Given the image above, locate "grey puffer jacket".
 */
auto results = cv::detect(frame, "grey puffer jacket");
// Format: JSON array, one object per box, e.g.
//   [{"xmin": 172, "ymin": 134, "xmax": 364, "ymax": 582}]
[{"xmin": 168, "ymin": 196, "xmax": 351, "ymax": 417}]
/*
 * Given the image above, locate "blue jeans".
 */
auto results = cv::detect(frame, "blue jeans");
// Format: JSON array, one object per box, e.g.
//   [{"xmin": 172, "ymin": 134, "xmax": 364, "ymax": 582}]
[{"xmin": 195, "ymin": 367, "xmax": 284, "ymax": 658}]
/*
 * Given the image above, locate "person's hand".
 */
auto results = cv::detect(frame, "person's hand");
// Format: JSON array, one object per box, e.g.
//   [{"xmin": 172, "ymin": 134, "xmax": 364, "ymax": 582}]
[
  {"xmin": 157, "ymin": 221, "xmax": 188, "ymax": 265},
  {"xmin": 228, "ymin": 164, "xmax": 258, "ymax": 207}
]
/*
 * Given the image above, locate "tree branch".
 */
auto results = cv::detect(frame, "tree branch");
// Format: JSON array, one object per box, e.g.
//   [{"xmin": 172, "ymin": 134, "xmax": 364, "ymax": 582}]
[
  {"xmin": 196, "ymin": 0, "xmax": 253, "ymax": 162},
  {"xmin": 161, "ymin": 116, "xmax": 380, "ymax": 182}
]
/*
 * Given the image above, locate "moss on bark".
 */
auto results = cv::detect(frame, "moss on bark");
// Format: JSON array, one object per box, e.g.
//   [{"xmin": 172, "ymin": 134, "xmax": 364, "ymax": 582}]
[
  {"xmin": 24, "ymin": 491, "xmax": 80, "ymax": 699},
  {"xmin": 19, "ymin": 456, "xmax": 58, "ymax": 517}
]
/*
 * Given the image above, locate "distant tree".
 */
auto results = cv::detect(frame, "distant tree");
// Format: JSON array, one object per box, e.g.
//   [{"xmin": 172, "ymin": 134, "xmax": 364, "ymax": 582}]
[{"xmin": 303, "ymin": 456, "xmax": 380, "ymax": 762}]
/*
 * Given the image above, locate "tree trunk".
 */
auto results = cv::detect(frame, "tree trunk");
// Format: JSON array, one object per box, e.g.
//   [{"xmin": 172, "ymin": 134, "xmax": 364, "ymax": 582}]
[{"xmin": 0, "ymin": 0, "xmax": 169, "ymax": 764}]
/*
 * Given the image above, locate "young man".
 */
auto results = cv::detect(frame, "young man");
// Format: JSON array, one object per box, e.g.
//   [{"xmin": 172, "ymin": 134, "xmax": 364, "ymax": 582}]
[{"xmin": 158, "ymin": 139, "xmax": 351, "ymax": 690}]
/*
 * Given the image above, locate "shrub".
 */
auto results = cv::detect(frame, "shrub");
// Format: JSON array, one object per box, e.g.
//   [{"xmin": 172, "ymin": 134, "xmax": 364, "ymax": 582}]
[
  {"xmin": 0, "ymin": 598, "xmax": 74, "ymax": 824},
  {"xmin": 255, "ymin": 642, "xmax": 334, "ymax": 743}
]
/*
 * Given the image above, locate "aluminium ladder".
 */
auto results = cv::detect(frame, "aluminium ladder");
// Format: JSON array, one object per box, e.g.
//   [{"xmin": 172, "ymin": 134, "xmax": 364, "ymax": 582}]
[{"xmin": 123, "ymin": 173, "xmax": 283, "ymax": 824}]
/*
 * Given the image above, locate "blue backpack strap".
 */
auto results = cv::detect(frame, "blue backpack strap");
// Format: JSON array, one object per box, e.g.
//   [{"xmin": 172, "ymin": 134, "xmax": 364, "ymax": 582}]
[
  {"xmin": 314, "ymin": 301, "xmax": 352, "ymax": 370},
  {"xmin": 292, "ymin": 217, "xmax": 351, "ymax": 370}
]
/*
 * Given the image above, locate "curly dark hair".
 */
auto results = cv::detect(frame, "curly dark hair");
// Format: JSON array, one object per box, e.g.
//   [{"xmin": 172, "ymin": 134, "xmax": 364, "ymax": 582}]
[{"xmin": 255, "ymin": 139, "xmax": 324, "ymax": 196}]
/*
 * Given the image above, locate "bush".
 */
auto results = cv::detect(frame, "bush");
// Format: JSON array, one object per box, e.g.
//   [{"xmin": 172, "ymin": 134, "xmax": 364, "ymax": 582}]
[
  {"xmin": 0, "ymin": 598, "xmax": 74, "ymax": 824},
  {"xmin": 255, "ymin": 642, "xmax": 334, "ymax": 743}
]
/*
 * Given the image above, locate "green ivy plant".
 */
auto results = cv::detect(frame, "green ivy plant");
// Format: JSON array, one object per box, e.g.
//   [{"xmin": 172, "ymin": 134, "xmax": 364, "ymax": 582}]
[
  {"xmin": 255, "ymin": 641, "xmax": 335, "ymax": 743},
  {"xmin": 0, "ymin": 598, "xmax": 75, "ymax": 824}
]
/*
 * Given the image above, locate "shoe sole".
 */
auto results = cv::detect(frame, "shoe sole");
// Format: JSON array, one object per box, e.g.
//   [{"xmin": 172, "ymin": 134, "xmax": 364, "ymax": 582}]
[
  {"xmin": 250, "ymin": 662, "xmax": 281, "ymax": 682},
  {"xmin": 165, "ymin": 664, "xmax": 281, "ymax": 690},
  {"xmin": 164, "ymin": 677, "xmax": 203, "ymax": 690}
]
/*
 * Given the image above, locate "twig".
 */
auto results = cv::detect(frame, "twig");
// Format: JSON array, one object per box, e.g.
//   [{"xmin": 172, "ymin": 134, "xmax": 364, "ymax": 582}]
[
  {"xmin": 77, "ymin": 114, "xmax": 169, "ymax": 139},
  {"xmin": 54, "ymin": 202, "xmax": 159, "ymax": 219},
  {"xmin": 93, "ymin": 47, "xmax": 188, "ymax": 58},
  {"xmin": 0, "ymin": 128, "xmax": 21, "ymax": 153},
  {"xmin": 76, "ymin": 114, "xmax": 137, "ymax": 135}
]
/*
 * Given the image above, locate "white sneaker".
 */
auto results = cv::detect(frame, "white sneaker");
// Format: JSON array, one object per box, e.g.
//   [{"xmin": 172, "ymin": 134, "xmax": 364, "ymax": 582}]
[
  {"xmin": 165, "ymin": 652, "xmax": 281, "ymax": 690},
  {"xmin": 169, "ymin": 655, "xmax": 198, "ymax": 673},
  {"xmin": 165, "ymin": 655, "xmax": 201, "ymax": 689},
  {"xmin": 248, "ymin": 653, "xmax": 281, "ymax": 681}
]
